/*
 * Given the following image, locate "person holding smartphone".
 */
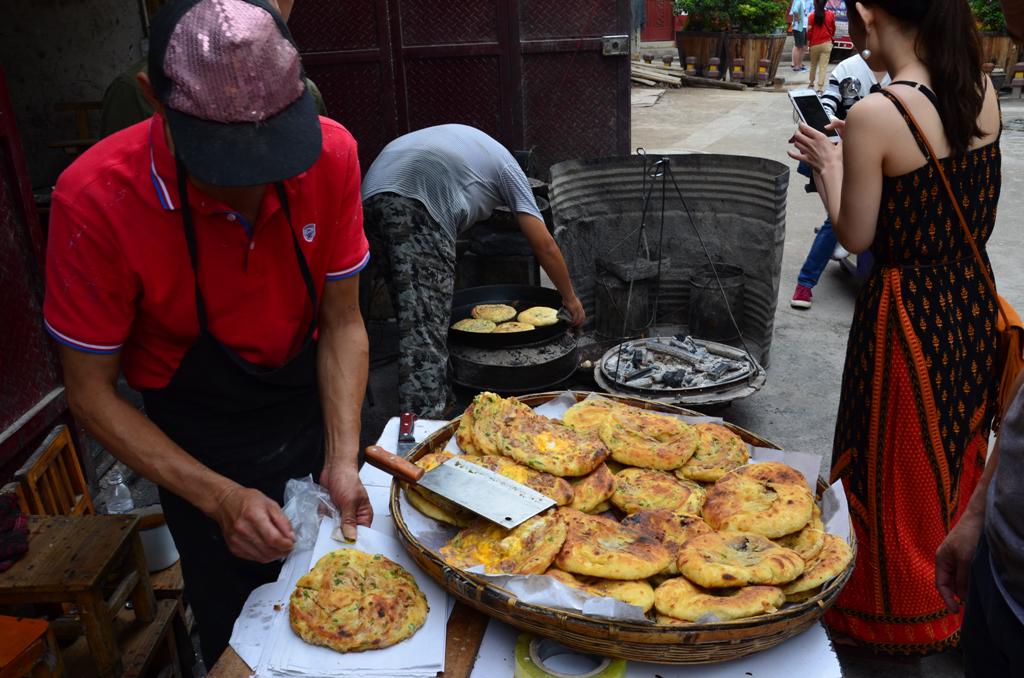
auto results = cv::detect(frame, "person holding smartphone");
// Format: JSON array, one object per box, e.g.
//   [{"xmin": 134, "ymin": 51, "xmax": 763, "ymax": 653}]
[
  {"xmin": 790, "ymin": 54, "xmax": 890, "ymax": 309},
  {"xmin": 789, "ymin": 0, "xmax": 1001, "ymax": 655}
]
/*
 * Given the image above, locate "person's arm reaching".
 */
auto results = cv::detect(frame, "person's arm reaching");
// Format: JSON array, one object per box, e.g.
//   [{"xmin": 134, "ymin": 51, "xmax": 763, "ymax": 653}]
[
  {"xmin": 936, "ymin": 370, "xmax": 1024, "ymax": 612},
  {"xmin": 61, "ymin": 348, "xmax": 295, "ymax": 562},
  {"xmin": 317, "ymin": 275, "xmax": 372, "ymax": 541},
  {"xmin": 516, "ymin": 213, "xmax": 585, "ymax": 326}
]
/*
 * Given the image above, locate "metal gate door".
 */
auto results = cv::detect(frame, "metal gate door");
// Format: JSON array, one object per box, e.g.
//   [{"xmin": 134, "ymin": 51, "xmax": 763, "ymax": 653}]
[{"xmin": 289, "ymin": 0, "xmax": 631, "ymax": 175}]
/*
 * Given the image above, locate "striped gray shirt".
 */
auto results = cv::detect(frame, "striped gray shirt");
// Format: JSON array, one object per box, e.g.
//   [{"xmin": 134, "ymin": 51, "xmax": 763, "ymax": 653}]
[{"xmin": 361, "ymin": 124, "xmax": 542, "ymax": 242}]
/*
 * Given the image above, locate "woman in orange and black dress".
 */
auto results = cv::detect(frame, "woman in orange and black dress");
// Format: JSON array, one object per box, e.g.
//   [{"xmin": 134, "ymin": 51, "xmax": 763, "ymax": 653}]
[{"xmin": 790, "ymin": 0, "xmax": 1002, "ymax": 654}]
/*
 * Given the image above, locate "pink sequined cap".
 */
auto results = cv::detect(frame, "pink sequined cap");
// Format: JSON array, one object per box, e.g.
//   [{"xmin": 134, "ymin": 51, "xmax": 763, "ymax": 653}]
[{"xmin": 163, "ymin": 0, "xmax": 303, "ymax": 122}]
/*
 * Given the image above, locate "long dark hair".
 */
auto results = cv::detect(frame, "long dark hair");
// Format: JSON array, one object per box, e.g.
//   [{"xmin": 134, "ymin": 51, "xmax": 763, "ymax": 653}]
[
  {"xmin": 858, "ymin": 0, "xmax": 984, "ymax": 155},
  {"xmin": 813, "ymin": 0, "xmax": 826, "ymax": 26}
]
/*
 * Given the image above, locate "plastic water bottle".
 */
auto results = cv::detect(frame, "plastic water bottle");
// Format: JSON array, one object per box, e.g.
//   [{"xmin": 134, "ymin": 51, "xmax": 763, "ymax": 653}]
[{"xmin": 106, "ymin": 470, "xmax": 135, "ymax": 514}]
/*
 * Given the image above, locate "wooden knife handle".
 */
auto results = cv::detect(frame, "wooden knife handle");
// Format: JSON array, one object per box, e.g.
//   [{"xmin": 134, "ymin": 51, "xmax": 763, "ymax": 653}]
[{"xmin": 364, "ymin": 445, "xmax": 425, "ymax": 484}]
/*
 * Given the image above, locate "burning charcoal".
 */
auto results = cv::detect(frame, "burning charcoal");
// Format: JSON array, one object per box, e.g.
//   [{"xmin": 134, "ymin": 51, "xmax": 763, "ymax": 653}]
[
  {"xmin": 697, "ymin": 357, "xmax": 730, "ymax": 379},
  {"xmin": 628, "ymin": 377, "xmax": 655, "ymax": 388},
  {"xmin": 631, "ymin": 348, "xmax": 647, "ymax": 369},
  {"xmin": 660, "ymin": 369, "xmax": 689, "ymax": 388},
  {"xmin": 624, "ymin": 365, "xmax": 656, "ymax": 383}
]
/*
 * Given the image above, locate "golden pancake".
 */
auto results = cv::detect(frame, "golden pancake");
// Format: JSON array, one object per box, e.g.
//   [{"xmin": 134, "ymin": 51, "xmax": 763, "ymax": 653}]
[
  {"xmin": 471, "ymin": 304, "xmax": 517, "ymax": 323},
  {"xmin": 653, "ymin": 577, "xmax": 784, "ymax": 622},
  {"xmin": 470, "ymin": 392, "xmax": 533, "ymax": 455},
  {"xmin": 290, "ymin": 550, "xmax": 428, "ymax": 652},
  {"xmin": 404, "ymin": 487, "xmax": 473, "ymax": 527},
  {"xmin": 562, "ymin": 397, "xmax": 624, "ymax": 434},
  {"xmin": 493, "ymin": 321, "xmax": 535, "ymax": 333},
  {"xmin": 451, "ymin": 318, "xmax": 496, "ymax": 333},
  {"xmin": 440, "ymin": 511, "xmax": 567, "ymax": 575},
  {"xmin": 592, "ymin": 500, "xmax": 614, "ymax": 514},
  {"xmin": 568, "ymin": 463, "xmax": 616, "ymax": 513},
  {"xmin": 554, "ymin": 508, "xmax": 672, "ymax": 580},
  {"xmin": 497, "ymin": 411, "xmax": 609, "ymax": 477},
  {"xmin": 544, "ymin": 568, "xmax": 655, "ymax": 612},
  {"xmin": 702, "ymin": 468, "xmax": 814, "ymax": 539},
  {"xmin": 677, "ymin": 531, "xmax": 805, "ymax": 588},
  {"xmin": 725, "ymin": 461, "xmax": 809, "ymax": 488},
  {"xmin": 784, "ymin": 587, "xmax": 821, "ymax": 604},
  {"xmin": 599, "ymin": 408, "xmax": 699, "ymax": 470},
  {"xmin": 610, "ymin": 468, "xmax": 706, "ymax": 515},
  {"xmin": 773, "ymin": 504, "xmax": 825, "ymax": 561},
  {"xmin": 676, "ymin": 424, "xmax": 750, "ymax": 482},
  {"xmin": 517, "ymin": 306, "xmax": 559, "ymax": 326},
  {"xmin": 456, "ymin": 403, "xmax": 481, "ymax": 454},
  {"xmin": 781, "ymin": 533, "xmax": 853, "ymax": 595},
  {"xmin": 462, "ymin": 454, "xmax": 574, "ymax": 505},
  {"xmin": 620, "ymin": 510, "xmax": 714, "ymax": 576}
]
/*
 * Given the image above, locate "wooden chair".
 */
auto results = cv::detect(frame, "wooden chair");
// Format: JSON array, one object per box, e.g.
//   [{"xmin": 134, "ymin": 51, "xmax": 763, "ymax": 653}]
[
  {"xmin": 13, "ymin": 426, "xmax": 94, "ymax": 517},
  {"xmin": 0, "ymin": 616, "xmax": 63, "ymax": 678}
]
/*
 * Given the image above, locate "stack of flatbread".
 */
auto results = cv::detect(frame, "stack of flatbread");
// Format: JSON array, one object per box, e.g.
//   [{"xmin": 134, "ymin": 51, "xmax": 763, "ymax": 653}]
[{"xmin": 407, "ymin": 393, "xmax": 852, "ymax": 625}]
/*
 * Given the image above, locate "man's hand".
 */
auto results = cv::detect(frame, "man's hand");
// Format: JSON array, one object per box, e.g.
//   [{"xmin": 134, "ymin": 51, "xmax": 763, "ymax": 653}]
[
  {"xmin": 935, "ymin": 509, "xmax": 985, "ymax": 613},
  {"xmin": 563, "ymin": 294, "xmax": 586, "ymax": 327},
  {"xmin": 213, "ymin": 485, "xmax": 295, "ymax": 563},
  {"xmin": 320, "ymin": 463, "xmax": 373, "ymax": 541}
]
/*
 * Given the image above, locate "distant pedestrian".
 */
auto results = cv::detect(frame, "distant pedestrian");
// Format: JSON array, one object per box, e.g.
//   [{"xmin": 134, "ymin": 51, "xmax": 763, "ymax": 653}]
[
  {"xmin": 806, "ymin": 0, "xmax": 836, "ymax": 93},
  {"xmin": 790, "ymin": 0, "xmax": 808, "ymax": 71}
]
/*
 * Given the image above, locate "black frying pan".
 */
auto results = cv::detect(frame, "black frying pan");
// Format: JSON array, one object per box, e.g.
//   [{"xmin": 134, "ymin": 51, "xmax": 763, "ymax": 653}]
[{"xmin": 449, "ymin": 284, "xmax": 568, "ymax": 348}]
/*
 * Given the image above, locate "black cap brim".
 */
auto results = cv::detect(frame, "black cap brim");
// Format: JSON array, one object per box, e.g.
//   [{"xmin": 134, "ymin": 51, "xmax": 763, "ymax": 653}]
[{"xmin": 165, "ymin": 86, "xmax": 322, "ymax": 187}]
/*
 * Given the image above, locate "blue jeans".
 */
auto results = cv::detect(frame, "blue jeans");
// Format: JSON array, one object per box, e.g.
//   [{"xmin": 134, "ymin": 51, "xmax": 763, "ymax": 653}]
[{"xmin": 797, "ymin": 216, "xmax": 835, "ymax": 288}]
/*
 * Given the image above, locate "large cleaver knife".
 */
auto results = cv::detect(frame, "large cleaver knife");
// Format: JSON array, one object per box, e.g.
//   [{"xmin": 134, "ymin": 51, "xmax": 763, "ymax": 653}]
[
  {"xmin": 396, "ymin": 412, "xmax": 417, "ymax": 456},
  {"xmin": 364, "ymin": 445, "xmax": 555, "ymax": 528}
]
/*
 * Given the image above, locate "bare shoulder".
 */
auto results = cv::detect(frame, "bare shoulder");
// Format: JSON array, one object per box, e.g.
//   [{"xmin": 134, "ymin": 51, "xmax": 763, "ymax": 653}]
[
  {"xmin": 843, "ymin": 92, "xmax": 898, "ymax": 136},
  {"xmin": 977, "ymin": 76, "xmax": 1002, "ymax": 144}
]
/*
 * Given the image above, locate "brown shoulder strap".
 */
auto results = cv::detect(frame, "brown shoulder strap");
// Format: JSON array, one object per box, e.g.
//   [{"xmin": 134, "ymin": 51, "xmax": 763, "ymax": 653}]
[{"xmin": 883, "ymin": 89, "xmax": 1006, "ymax": 327}]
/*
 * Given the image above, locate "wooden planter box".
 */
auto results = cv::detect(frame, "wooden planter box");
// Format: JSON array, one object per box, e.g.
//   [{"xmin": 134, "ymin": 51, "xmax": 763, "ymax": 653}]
[
  {"xmin": 726, "ymin": 33, "xmax": 788, "ymax": 84},
  {"xmin": 978, "ymin": 32, "xmax": 1021, "ymax": 74},
  {"xmin": 675, "ymin": 30, "xmax": 727, "ymax": 75}
]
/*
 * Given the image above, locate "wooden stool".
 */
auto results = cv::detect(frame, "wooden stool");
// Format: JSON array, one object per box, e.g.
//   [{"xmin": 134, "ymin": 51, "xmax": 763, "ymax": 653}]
[
  {"xmin": 0, "ymin": 616, "xmax": 63, "ymax": 678},
  {"xmin": 0, "ymin": 515, "xmax": 156, "ymax": 678}
]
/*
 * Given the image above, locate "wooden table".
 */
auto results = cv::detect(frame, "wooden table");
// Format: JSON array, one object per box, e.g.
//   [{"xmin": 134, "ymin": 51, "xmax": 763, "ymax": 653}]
[
  {"xmin": 208, "ymin": 602, "xmax": 489, "ymax": 678},
  {"xmin": 0, "ymin": 515, "xmax": 157, "ymax": 678}
]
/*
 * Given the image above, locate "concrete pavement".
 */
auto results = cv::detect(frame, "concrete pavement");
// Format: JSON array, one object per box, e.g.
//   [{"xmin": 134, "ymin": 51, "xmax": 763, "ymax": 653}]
[{"xmin": 631, "ymin": 82, "xmax": 1024, "ymax": 677}]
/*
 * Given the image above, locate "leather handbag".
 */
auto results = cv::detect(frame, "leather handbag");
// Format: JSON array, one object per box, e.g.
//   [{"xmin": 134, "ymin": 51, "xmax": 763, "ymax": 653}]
[{"xmin": 887, "ymin": 90, "xmax": 1024, "ymax": 429}]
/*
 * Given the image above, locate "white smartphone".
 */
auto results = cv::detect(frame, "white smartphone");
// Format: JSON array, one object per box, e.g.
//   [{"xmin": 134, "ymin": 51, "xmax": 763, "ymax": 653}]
[{"xmin": 789, "ymin": 89, "xmax": 840, "ymax": 142}]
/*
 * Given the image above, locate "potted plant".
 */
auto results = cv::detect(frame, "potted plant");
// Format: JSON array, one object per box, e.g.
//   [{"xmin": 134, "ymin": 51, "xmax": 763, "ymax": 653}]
[
  {"xmin": 726, "ymin": 0, "xmax": 789, "ymax": 84},
  {"xmin": 972, "ymin": 0, "xmax": 1020, "ymax": 73},
  {"xmin": 675, "ymin": 0, "xmax": 730, "ymax": 76}
]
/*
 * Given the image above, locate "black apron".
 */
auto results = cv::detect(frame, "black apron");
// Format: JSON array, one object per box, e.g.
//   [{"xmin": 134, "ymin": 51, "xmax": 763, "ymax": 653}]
[{"xmin": 141, "ymin": 157, "xmax": 325, "ymax": 666}]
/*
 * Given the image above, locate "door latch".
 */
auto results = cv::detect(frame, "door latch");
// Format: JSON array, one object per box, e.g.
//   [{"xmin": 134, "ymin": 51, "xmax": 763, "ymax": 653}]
[{"xmin": 602, "ymin": 35, "xmax": 629, "ymax": 56}]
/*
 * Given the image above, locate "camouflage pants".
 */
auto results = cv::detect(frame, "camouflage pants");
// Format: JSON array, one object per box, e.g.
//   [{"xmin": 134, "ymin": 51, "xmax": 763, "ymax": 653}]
[{"xmin": 362, "ymin": 193, "xmax": 455, "ymax": 418}]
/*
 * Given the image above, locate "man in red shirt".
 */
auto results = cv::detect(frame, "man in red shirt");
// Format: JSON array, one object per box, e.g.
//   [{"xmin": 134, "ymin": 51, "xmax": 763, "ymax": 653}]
[{"xmin": 43, "ymin": 0, "xmax": 370, "ymax": 663}]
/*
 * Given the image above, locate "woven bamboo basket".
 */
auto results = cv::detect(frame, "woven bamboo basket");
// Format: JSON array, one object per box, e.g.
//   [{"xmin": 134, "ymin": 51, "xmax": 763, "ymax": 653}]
[{"xmin": 389, "ymin": 391, "xmax": 855, "ymax": 664}]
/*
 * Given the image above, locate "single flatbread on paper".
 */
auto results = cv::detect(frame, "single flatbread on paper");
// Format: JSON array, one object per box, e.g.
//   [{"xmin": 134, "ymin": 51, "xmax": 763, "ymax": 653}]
[
  {"xmin": 773, "ymin": 504, "xmax": 826, "ymax": 561},
  {"xmin": 676, "ymin": 423, "xmax": 750, "ymax": 482},
  {"xmin": 492, "ymin": 321, "xmax": 535, "ymax": 333},
  {"xmin": 517, "ymin": 306, "xmax": 559, "ymax": 326},
  {"xmin": 451, "ymin": 318, "xmax": 496, "ymax": 333},
  {"xmin": 289, "ymin": 550, "xmax": 428, "ymax": 653},
  {"xmin": 781, "ymin": 533, "xmax": 854, "ymax": 596},
  {"xmin": 568, "ymin": 463, "xmax": 616, "ymax": 513},
  {"xmin": 599, "ymin": 407, "xmax": 700, "ymax": 470},
  {"xmin": 676, "ymin": 531, "xmax": 805, "ymax": 588},
  {"xmin": 611, "ymin": 468, "xmax": 706, "ymax": 515},
  {"xmin": 555, "ymin": 508, "xmax": 672, "ymax": 580},
  {"xmin": 472, "ymin": 304, "xmax": 517, "ymax": 323},
  {"xmin": 497, "ymin": 409, "xmax": 609, "ymax": 477},
  {"xmin": 702, "ymin": 463, "xmax": 814, "ymax": 539},
  {"xmin": 545, "ymin": 568, "xmax": 655, "ymax": 612},
  {"xmin": 620, "ymin": 509, "xmax": 714, "ymax": 576},
  {"xmin": 440, "ymin": 511, "xmax": 567, "ymax": 575},
  {"xmin": 654, "ymin": 577, "xmax": 784, "ymax": 623},
  {"xmin": 562, "ymin": 397, "xmax": 625, "ymax": 434}
]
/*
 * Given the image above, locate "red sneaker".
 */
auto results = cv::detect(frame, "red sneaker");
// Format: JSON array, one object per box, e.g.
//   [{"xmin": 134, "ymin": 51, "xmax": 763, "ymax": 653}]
[{"xmin": 790, "ymin": 284, "xmax": 813, "ymax": 309}]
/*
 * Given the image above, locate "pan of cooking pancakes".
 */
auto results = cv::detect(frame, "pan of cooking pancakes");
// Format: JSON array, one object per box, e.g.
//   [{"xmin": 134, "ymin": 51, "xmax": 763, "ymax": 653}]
[
  {"xmin": 449, "ymin": 284, "xmax": 568, "ymax": 347},
  {"xmin": 389, "ymin": 391, "xmax": 856, "ymax": 664}
]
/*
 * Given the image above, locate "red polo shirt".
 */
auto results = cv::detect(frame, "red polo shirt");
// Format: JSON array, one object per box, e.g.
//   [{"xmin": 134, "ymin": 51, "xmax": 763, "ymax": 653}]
[{"xmin": 44, "ymin": 114, "xmax": 369, "ymax": 390}]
